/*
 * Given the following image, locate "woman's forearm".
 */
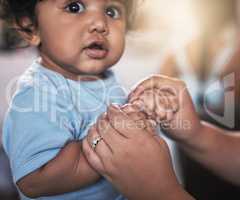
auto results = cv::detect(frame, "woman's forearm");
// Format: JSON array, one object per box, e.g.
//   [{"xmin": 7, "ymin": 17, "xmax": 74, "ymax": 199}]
[
  {"xmin": 180, "ymin": 121, "xmax": 240, "ymax": 185},
  {"xmin": 17, "ymin": 141, "xmax": 101, "ymax": 198},
  {"xmin": 126, "ymin": 183, "xmax": 195, "ymax": 200}
]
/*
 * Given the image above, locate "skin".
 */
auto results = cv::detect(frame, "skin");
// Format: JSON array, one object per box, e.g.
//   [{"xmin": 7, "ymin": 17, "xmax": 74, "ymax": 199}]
[
  {"xmin": 129, "ymin": 75, "xmax": 240, "ymax": 186},
  {"xmin": 129, "ymin": 75, "xmax": 202, "ymax": 142},
  {"xmin": 17, "ymin": 0, "xmax": 127, "ymax": 197},
  {"xmin": 22, "ymin": 0, "xmax": 127, "ymax": 80},
  {"xmin": 13, "ymin": 0, "xmax": 216, "ymax": 199},
  {"xmin": 82, "ymin": 74, "xmax": 240, "ymax": 199},
  {"xmin": 82, "ymin": 105, "xmax": 195, "ymax": 200},
  {"xmin": 131, "ymin": 88, "xmax": 179, "ymax": 124}
]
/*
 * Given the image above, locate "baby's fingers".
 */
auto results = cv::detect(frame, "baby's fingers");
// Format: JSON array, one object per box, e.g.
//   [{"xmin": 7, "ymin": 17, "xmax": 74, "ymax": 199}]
[
  {"xmin": 158, "ymin": 89, "xmax": 179, "ymax": 113},
  {"xmin": 155, "ymin": 92, "xmax": 168, "ymax": 122},
  {"xmin": 155, "ymin": 91, "xmax": 178, "ymax": 128},
  {"xmin": 138, "ymin": 90, "xmax": 156, "ymax": 117}
]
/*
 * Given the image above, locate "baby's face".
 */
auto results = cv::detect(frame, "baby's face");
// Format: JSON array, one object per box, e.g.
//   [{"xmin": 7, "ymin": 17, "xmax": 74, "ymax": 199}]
[{"xmin": 35, "ymin": 0, "xmax": 126, "ymax": 80}]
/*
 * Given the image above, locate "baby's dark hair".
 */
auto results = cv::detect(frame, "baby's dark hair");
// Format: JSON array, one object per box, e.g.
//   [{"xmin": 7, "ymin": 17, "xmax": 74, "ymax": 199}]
[
  {"xmin": 125, "ymin": 0, "xmax": 141, "ymax": 30},
  {"xmin": 0, "ymin": 0, "xmax": 38, "ymax": 33},
  {"xmin": 0, "ymin": 0, "xmax": 140, "ymax": 34}
]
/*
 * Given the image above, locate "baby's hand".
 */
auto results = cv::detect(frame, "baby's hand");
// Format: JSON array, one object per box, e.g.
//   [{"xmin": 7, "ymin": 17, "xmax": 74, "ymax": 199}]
[
  {"xmin": 120, "ymin": 104, "xmax": 157, "ymax": 134},
  {"xmin": 129, "ymin": 87, "xmax": 179, "ymax": 126},
  {"xmin": 128, "ymin": 75, "xmax": 202, "ymax": 144}
]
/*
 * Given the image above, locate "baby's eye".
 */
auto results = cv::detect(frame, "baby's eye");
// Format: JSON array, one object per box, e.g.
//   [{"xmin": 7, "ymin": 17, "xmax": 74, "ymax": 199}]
[
  {"xmin": 105, "ymin": 7, "xmax": 121, "ymax": 19},
  {"xmin": 65, "ymin": 1, "xmax": 85, "ymax": 13}
]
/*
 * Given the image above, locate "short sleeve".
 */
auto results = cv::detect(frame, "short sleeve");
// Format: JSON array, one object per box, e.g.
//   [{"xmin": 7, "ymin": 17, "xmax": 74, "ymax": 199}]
[{"xmin": 2, "ymin": 86, "xmax": 75, "ymax": 183}]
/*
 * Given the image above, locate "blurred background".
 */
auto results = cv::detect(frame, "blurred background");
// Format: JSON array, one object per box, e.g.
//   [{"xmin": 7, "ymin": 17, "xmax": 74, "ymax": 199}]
[{"xmin": 1, "ymin": 0, "xmax": 240, "ymax": 199}]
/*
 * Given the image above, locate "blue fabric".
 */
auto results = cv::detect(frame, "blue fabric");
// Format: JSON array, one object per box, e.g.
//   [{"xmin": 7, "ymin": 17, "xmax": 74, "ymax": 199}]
[{"xmin": 2, "ymin": 59, "xmax": 127, "ymax": 200}]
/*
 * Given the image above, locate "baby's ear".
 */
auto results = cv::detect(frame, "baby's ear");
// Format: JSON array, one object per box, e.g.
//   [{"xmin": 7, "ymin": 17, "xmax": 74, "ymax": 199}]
[{"xmin": 14, "ymin": 17, "xmax": 40, "ymax": 46}]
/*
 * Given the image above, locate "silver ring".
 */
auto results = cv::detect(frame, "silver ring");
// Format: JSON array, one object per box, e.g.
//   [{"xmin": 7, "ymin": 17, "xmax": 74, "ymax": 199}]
[{"xmin": 91, "ymin": 136, "xmax": 103, "ymax": 150}]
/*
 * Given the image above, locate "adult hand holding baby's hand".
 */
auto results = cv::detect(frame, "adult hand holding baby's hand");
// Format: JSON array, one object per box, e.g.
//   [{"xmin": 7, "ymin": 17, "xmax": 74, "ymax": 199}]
[
  {"xmin": 82, "ymin": 105, "xmax": 182, "ymax": 200},
  {"xmin": 128, "ymin": 75, "xmax": 202, "ymax": 144},
  {"xmin": 121, "ymin": 103, "xmax": 157, "ymax": 134},
  {"xmin": 130, "ymin": 88, "xmax": 178, "ymax": 126}
]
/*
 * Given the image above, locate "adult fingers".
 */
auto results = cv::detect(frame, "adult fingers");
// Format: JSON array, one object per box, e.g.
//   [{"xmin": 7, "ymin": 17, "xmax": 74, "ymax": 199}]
[
  {"xmin": 122, "ymin": 104, "xmax": 148, "ymax": 121},
  {"xmin": 129, "ymin": 75, "xmax": 184, "ymax": 103},
  {"xmin": 87, "ymin": 125, "xmax": 113, "ymax": 162},
  {"xmin": 121, "ymin": 103, "xmax": 140, "ymax": 113},
  {"xmin": 107, "ymin": 105, "xmax": 147, "ymax": 138},
  {"xmin": 122, "ymin": 104, "xmax": 156, "ymax": 135},
  {"xmin": 82, "ymin": 138, "xmax": 105, "ymax": 174},
  {"xmin": 128, "ymin": 75, "xmax": 168, "ymax": 102},
  {"xmin": 96, "ymin": 114, "xmax": 125, "ymax": 151},
  {"xmin": 122, "ymin": 104, "xmax": 150, "ymax": 130},
  {"xmin": 144, "ymin": 119, "xmax": 157, "ymax": 135}
]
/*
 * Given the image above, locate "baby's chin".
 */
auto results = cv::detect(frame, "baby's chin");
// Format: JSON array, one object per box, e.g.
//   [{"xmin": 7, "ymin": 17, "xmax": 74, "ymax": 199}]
[
  {"xmin": 77, "ymin": 73, "xmax": 107, "ymax": 81},
  {"xmin": 78, "ymin": 64, "xmax": 112, "ymax": 75},
  {"xmin": 77, "ymin": 56, "xmax": 118, "ymax": 73},
  {"xmin": 74, "ymin": 67, "xmax": 111, "ymax": 80}
]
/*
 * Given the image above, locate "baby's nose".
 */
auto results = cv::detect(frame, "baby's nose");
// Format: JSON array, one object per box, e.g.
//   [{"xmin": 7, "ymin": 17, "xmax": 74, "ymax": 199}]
[{"xmin": 88, "ymin": 12, "xmax": 109, "ymax": 35}]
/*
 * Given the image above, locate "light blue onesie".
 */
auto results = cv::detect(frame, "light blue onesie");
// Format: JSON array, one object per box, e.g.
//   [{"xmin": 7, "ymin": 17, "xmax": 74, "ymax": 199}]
[{"xmin": 2, "ymin": 59, "xmax": 127, "ymax": 200}]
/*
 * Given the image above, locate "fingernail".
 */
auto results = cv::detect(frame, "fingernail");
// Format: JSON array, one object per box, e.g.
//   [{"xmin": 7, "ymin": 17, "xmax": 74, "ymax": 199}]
[
  {"xmin": 110, "ymin": 103, "xmax": 120, "ymax": 109},
  {"xmin": 121, "ymin": 103, "xmax": 130, "ymax": 108},
  {"xmin": 103, "ymin": 112, "xmax": 108, "ymax": 120},
  {"xmin": 129, "ymin": 96, "xmax": 138, "ymax": 103}
]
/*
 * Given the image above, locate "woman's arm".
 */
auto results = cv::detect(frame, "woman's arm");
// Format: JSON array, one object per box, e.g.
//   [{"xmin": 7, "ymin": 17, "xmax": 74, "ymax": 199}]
[
  {"xmin": 179, "ymin": 121, "xmax": 240, "ymax": 185},
  {"xmin": 129, "ymin": 75, "xmax": 240, "ymax": 186}
]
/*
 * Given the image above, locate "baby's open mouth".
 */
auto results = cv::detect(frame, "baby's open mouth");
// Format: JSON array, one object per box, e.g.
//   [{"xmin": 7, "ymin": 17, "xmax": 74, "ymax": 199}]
[
  {"xmin": 84, "ymin": 41, "xmax": 108, "ymax": 59},
  {"xmin": 88, "ymin": 42, "xmax": 105, "ymax": 50}
]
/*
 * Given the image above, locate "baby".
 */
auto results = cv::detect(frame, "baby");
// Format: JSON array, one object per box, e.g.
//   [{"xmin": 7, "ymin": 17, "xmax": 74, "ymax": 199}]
[
  {"xmin": 1, "ymin": 0, "xmax": 179, "ymax": 199},
  {"xmin": 0, "ymin": 0, "xmax": 146, "ymax": 199}
]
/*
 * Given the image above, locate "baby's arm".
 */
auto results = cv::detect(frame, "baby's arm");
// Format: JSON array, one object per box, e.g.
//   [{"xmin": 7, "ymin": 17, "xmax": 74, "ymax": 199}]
[
  {"xmin": 17, "ymin": 140, "xmax": 100, "ymax": 198},
  {"xmin": 16, "ymin": 104, "xmax": 151, "ymax": 199}
]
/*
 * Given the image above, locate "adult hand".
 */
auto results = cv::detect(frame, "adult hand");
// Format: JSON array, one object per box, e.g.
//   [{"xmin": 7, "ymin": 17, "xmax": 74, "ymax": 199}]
[
  {"xmin": 129, "ymin": 75, "xmax": 202, "ymax": 145},
  {"xmin": 82, "ymin": 105, "xmax": 192, "ymax": 200}
]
